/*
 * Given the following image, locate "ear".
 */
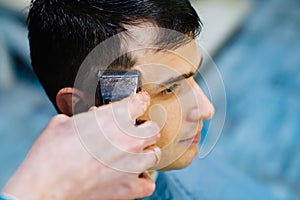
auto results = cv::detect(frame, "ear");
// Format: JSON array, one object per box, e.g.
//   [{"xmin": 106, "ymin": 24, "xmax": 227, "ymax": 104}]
[{"xmin": 56, "ymin": 87, "xmax": 88, "ymax": 116}]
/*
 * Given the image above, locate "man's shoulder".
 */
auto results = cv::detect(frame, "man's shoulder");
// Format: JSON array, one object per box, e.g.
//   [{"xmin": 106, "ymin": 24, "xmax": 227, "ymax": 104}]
[{"xmin": 141, "ymin": 152, "xmax": 276, "ymax": 200}]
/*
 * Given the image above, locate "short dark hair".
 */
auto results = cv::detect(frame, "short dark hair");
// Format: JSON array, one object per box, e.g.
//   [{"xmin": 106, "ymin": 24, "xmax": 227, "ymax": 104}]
[{"xmin": 27, "ymin": 0, "xmax": 202, "ymax": 111}]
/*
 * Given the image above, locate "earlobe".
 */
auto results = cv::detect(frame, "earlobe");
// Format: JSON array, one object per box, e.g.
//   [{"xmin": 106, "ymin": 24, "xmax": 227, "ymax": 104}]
[{"xmin": 56, "ymin": 87, "xmax": 86, "ymax": 116}]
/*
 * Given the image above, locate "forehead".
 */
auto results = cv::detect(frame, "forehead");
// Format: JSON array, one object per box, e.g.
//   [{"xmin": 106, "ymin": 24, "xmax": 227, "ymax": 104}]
[{"xmin": 132, "ymin": 40, "xmax": 201, "ymax": 84}]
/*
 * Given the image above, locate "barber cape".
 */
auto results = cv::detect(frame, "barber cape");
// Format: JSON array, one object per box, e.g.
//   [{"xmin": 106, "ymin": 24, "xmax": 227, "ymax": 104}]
[{"xmin": 139, "ymin": 152, "xmax": 275, "ymax": 200}]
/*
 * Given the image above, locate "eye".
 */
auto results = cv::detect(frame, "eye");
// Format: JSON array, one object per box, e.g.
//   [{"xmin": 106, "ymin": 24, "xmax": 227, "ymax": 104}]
[{"xmin": 160, "ymin": 83, "xmax": 180, "ymax": 96}]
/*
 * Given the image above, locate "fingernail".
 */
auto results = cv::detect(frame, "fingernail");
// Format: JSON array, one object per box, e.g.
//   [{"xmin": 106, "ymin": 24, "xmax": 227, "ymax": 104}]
[
  {"xmin": 139, "ymin": 91, "xmax": 151, "ymax": 106},
  {"xmin": 151, "ymin": 146, "xmax": 162, "ymax": 164},
  {"xmin": 88, "ymin": 106, "xmax": 97, "ymax": 111},
  {"xmin": 130, "ymin": 91, "xmax": 150, "ymax": 110}
]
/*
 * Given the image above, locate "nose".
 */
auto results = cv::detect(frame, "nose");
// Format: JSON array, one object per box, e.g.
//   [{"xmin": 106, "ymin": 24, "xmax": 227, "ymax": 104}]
[{"xmin": 187, "ymin": 81, "xmax": 215, "ymax": 122}]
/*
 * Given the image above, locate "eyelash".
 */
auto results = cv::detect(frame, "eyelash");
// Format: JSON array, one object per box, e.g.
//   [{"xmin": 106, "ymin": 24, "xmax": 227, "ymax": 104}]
[{"xmin": 160, "ymin": 83, "xmax": 180, "ymax": 96}]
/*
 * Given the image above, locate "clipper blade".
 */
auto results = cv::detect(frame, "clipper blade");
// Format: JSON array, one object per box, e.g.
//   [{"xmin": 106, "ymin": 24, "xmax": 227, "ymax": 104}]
[{"xmin": 97, "ymin": 70, "xmax": 141, "ymax": 105}]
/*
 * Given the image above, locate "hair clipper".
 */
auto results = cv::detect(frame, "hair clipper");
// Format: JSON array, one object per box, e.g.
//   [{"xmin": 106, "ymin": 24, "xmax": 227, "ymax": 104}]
[{"xmin": 96, "ymin": 70, "xmax": 141, "ymax": 106}]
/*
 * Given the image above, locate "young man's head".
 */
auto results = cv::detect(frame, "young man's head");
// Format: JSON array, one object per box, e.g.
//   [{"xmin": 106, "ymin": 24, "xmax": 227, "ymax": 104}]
[{"xmin": 27, "ymin": 0, "xmax": 214, "ymax": 170}]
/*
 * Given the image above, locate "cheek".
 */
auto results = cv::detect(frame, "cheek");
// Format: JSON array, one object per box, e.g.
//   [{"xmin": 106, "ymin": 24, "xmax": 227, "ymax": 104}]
[{"xmin": 153, "ymin": 98, "xmax": 182, "ymax": 147}]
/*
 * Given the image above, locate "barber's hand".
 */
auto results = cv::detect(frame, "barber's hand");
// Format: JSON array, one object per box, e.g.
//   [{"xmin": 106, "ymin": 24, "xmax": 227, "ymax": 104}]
[{"xmin": 2, "ymin": 91, "xmax": 161, "ymax": 200}]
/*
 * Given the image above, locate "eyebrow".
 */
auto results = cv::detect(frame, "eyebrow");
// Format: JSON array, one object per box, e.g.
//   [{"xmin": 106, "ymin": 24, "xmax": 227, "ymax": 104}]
[{"xmin": 160, "ymin": 57, "xmax": 203, "ymax": 86}]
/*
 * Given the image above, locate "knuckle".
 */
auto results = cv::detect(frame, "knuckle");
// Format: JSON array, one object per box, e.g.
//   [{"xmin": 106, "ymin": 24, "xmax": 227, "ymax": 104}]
[
  {"xmin": 143, "ymin": 184, "xmax": 155, "ymax": 196},
  {"xmin": 123, "ymin": 179, "xmax": 154, "ymax": 199},
  {"xmin": 47, "ymin": 114, "xmax": 74, "ymax": 136},
  {"xmin": 48, "ymin": 114, "xmax": 70, "ymax": 127},
  {"xmin": 139, "ymin": 181, "xmax": 155, "ymax": 197},
  {"xmin": 123, "ymin": 181, "xmax": 136, "ymax": 196}
]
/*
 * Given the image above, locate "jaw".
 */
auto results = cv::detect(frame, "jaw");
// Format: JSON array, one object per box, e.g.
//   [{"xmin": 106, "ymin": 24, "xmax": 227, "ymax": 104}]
[{"xmin": 156, "ymin": 145, "xmax": 199, "ymax": 171}]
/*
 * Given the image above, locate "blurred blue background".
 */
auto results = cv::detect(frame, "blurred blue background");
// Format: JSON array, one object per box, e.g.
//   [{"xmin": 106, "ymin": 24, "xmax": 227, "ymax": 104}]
[{"xmin": 0, "ymin": 0, "xmax": 299, "ymax": 199}]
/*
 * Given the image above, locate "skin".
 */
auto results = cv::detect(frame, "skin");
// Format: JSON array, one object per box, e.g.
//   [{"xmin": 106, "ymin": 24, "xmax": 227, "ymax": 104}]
[
  {"xmin": 2, "ymin": 93, "xmax": 161, "ymax": 200},
  {"xmin": 2, "ymin": 27, "xmax": 214, "ymax": 199},
  {"xmin": 132, "ymin": 39, "xmax": 215, "ymax": 170},
  {"xmin": 55, "ymin": 35, "xmax": 214, "ymax": 171},
  {"xmin": 56, "ymin": 28, "xmax": 214, "ymax": 171}
]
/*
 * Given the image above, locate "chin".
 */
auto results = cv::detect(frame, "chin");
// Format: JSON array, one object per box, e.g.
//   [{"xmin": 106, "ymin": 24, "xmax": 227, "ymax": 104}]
[{"xmin": 158, "ymin": 145, "xmax": 198, "ymax": 171}]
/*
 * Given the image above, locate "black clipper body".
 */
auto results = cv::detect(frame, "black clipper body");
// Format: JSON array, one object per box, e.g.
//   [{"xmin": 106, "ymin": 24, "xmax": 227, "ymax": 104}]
[{"xmin": 96, "ymin": 70, "xmax": 141, "ymax": 106}]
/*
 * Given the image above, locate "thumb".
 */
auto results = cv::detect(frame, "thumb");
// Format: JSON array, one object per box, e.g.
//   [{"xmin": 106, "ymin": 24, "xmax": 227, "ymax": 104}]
[
  {"xmin": 108, "ymin": 91, "xmax": 151, "ymax": 125},
  {"xmin": 128, "ymin": 91, "xmax": 151, "ymax": 120}
]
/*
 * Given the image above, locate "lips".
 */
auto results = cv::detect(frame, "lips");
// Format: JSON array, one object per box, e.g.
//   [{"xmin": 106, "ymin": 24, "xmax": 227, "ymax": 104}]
[
  {"xmin": 179, "ymin": 122, "xmax": 203, "ymax": 145},
  {"xmin": 179, "ymin": 132, "xmax": 201, "ymax": 144},
  {"xmin": 192, "ymin": 132, "xmax": 201, "ymax": 144}
]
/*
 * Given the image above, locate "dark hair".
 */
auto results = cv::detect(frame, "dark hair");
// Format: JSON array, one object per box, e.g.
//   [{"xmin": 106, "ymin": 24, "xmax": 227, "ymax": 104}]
[{"xmin": 27, "ymin": 0, "xmax": 202, "ymax": 111}]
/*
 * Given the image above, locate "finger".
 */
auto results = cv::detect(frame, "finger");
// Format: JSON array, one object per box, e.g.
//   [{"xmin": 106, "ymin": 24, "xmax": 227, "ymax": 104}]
[
  {"xmin": 128, "ymin": 91, "xmax": 151, "ymax": 120},
  {"xmin": 146, "ymin": 146, "xmax": 161, "ymax": 169},
  {"xmin": 137, "ymin": 121, "xmax": 161, "ymax": 141},
  {"xmin": 111, "ymin": 145, "xmax": 162, "ymax": 173},
  {"xmin": 114, "ymin": 174, "xmax": 155, "ymax": 199},
  {"xmin": 88, "ymin": 106, "xmax": 97, "ymax": 112},
  {"xmin": 113, "ymin": 121, "xmax": 160, "ymax": 153},
  {"xmin": 130, "ymin": 174, "xmax": 156, "ymax": 199},
  {"xmin": 113, "ymin": 120, "xmax": 160, "ymax": 148},
  {"xmin": 106, "ymin": 91, "xmax": 156, "ymax": 138},
  {"xmin": 111, "ymin": 91, "xmax": 150, "ymax": 126},
  {"xmin": 137, "ymin": 146, "xmax": 162, "ymax": 170}
]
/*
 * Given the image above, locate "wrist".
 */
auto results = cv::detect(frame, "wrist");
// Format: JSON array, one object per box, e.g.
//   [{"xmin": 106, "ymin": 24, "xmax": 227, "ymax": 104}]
[
  {"xmin": 2, "ymin": 170, "xmax": 45, "ymax": 200},
  {"xmin": 0, "ymin": 192, "xmax": 17, "ymax": 200}
]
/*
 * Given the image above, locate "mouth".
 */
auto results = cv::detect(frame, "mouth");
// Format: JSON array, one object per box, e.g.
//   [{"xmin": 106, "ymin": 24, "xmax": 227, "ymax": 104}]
[
  {"xmin": 179, "ymin": 122, "xmax": 203, "ymax": 145},
  {"xmin": 179, "ymin": 132, "xmax": 201, "ymax": 145}
]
